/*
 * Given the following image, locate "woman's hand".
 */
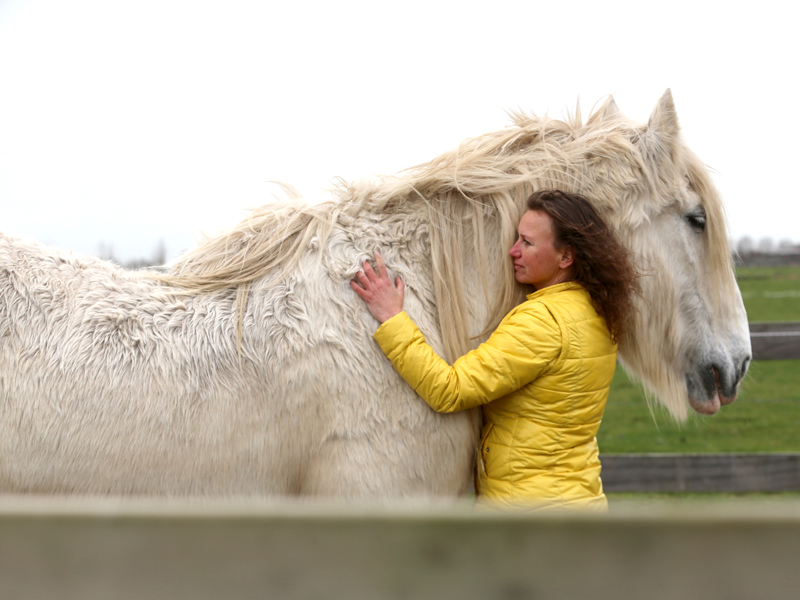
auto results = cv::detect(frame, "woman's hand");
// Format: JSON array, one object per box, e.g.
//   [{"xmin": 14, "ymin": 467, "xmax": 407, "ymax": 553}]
[{"xmin": 350, "ymin": 251, "xmax": 405, "ymax": 324}]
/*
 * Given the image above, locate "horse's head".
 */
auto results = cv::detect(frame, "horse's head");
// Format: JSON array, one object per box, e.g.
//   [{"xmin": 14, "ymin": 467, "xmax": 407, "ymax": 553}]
[{"xmin": 597, "ymin": 91, "xmax": 751, "ymax": 419}]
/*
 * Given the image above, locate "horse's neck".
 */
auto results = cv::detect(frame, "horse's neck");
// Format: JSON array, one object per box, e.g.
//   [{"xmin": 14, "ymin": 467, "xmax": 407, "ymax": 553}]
[{"xmin": 358, "ymin": 199, "xmax": 519, "ymax": 358}]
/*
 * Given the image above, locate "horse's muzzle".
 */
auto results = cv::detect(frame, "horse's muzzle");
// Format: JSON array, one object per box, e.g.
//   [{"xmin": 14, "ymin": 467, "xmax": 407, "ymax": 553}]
[{"xmin": 686, "ymin": 355, "xmax": 751, "ymax": 415}]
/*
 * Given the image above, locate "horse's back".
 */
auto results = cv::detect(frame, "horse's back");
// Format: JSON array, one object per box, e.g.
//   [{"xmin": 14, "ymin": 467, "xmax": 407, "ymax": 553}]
[{"xmin": 0, "ymin": 234, "xmax": 476, "ymax": 497}]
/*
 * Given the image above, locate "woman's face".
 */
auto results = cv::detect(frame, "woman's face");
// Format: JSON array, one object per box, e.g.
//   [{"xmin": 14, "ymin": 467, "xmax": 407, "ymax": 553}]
[{"xmin": 509, "ymin": 210, "xmax": 574, "ymax": 289}]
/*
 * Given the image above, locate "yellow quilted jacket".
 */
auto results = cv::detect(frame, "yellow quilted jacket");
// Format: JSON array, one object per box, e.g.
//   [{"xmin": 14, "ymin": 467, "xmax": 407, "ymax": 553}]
[{"xmin": 373, "ymin": 282, "xmax": 616, "ymax": 511}]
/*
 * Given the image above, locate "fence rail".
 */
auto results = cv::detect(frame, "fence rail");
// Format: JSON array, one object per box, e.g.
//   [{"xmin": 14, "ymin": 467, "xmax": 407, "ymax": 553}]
[
  {"xmin": 749, "ymin": 321, "xmax": 800, "ymax": 360},
  {"xmin": 601, "ymin": 453, "xmax": 800, "ymax": 493},
  {"xmin": 2, "ymin": 497, "xmax": 800, "ymax": 600}
]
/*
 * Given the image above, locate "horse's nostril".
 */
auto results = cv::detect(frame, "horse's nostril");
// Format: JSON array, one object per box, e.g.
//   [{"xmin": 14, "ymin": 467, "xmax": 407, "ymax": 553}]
[{"xmin": 740, "ymin": 356, "xmax": 751, "ymax": 379}]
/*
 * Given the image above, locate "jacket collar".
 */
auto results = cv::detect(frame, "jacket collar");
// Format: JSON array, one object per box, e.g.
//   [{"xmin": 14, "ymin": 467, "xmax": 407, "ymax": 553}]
[{"xmin": 526, "ymin": 281, "xmax": 584, "ymax": 301}]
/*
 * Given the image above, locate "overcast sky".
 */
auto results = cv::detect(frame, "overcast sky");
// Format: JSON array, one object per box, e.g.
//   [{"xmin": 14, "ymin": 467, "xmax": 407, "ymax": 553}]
[{"xmin": 1, "ymin": 0, "xmax": 797, "ymax": 263}]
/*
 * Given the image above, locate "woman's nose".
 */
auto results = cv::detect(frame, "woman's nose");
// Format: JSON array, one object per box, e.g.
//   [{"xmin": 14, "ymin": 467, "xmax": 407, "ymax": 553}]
[{"xmin": 509, "ymin": 242, "xmax": 520, "ymax": 257}]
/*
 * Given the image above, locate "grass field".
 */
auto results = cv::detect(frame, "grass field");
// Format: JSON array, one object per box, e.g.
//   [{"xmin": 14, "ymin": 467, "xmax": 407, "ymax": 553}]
[
  {"xmin": 735, "ymin": 265, "xmax": 800, "ymax": 322},
  {"xmin": 598, "ymin": 265, "xmax": 800, "ymax": 454}
]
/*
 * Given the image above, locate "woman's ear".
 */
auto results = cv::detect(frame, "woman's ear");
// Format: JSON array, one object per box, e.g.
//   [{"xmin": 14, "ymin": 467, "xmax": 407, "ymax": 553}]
[{"xmin": 560, "ymin": 246, "xmax": 575, "ymax": 269}]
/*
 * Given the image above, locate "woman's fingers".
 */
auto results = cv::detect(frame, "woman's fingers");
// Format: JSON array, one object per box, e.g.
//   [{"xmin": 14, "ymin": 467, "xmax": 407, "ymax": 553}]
[
  {"xmin": 375, "ymin": 251, "xmax": 388, "ymax": 279},
  {"xmin": 353, "ymin": 252, "xmax": 398, "ymax": 295},
  {"xmin": 362, "ymin": 260, "xmax": 378, "ymax": 283},
  {"xmin": 355, "ymin": 270, "xmax": 370, "ymax": 288},
  {"xmin": 351, "ymin": 251, "xmax": 405, "ymax": 324},
  {"xmin": 361, "ymin": 253, "xmax": 392, "ymax": 286},
  {"xmin": 349, "ymin": 279, "xmax": 367, "ymax": 297}
]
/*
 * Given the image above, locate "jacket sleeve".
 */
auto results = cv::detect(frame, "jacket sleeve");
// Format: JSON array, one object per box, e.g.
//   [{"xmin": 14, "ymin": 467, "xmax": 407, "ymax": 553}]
[{"xmin": 373, "ymin": 306, "xmax": 562, "ymax": 413}]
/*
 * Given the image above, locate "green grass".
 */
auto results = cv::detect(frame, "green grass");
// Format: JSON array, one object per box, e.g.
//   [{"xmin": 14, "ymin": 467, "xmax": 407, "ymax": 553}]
[
  {"xmin": 598, "ymin": 362, "xmax": 800, "ymax": 453},
  {"xmin": 598, "ymin": 264, "xmax": 800, "ymax": 454},
  {"xmin": 736, "ymin": 265, "xmax": 800, "ymax": 322}
]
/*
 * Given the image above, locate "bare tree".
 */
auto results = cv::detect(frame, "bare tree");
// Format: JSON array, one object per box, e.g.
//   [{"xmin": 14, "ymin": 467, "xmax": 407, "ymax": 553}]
[
  {"xmin": 97, "ymin": 241, "xmax": 115, "ymax": 262},
  {"xmin": 96, "ymin": 239, "xmax": 168, "ymax": 269},
  {"xmin": 151, "ymin": 239, "xmax": 167, "ymax": 266},
  {"xmin": 736, "ymin": 236, "xmax": 753, "ymax": 255}
]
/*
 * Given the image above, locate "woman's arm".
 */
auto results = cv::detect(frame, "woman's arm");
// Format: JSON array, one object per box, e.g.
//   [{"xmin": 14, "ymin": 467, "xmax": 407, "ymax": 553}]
[
  {"xmin": 374, "ymin": 308, "xmax": 560, "ymax": 413},
  {"xmin": 352, "ymin": 252, "xmax": 562, "ymax": 413}
]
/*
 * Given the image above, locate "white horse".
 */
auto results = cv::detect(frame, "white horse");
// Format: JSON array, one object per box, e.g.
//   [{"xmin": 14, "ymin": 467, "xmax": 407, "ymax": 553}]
[{"xmin": 0, "ymin": 90, "xmax": 750, "ymax": 497}]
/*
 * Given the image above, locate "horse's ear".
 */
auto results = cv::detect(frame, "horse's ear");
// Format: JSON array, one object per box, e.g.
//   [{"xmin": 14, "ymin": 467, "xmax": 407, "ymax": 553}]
[
  {"xmin": 602, "ymin": 98, "xmax": 620, "ymax": 120},
  {"xmin": 647, "ymin": 89, "xmax": 680, "ymax": 140},
  {"xmin": 634, "ymin": 89, "xmax": 680, "ymax": 161},
  {"xmin": 587, "ymin": 96, "xmax": 621, "ymax": 125}
]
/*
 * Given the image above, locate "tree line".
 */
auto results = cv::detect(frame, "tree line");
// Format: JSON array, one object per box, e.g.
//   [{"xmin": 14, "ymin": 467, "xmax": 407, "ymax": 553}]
[{"xmin": 97, "ymin": 239, "xmax": 168, "ymax": 270}]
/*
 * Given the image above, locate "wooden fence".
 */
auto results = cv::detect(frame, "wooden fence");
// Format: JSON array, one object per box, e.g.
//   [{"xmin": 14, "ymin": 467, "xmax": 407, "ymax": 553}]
[
  {"xmin": 602, "ymin": 453, "xmax": 800, "ymax": 492},
  {"xmin": 2, "ymin": 496, "xmax": 800, "ymax": 600},
  {"xmin": 749, "ymin": 321, "xmax": 800, "ymax": 360}
]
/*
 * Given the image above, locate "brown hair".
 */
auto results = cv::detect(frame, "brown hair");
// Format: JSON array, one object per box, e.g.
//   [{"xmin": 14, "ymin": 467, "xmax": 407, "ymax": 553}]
[{"xmin": 526, "ymin": 189, "xmax": 638, "ymax": 344}]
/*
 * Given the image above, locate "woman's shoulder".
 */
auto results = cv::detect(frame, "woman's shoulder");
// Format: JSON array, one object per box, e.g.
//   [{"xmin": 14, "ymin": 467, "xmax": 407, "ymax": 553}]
[
  {"xmin": 522, "ymin": 283, "xmax": 597, "ymax": 322},
  {"xmin": 491, "ymin": 297, "xmax": 563, "ymax": 355},
  {"xmin": 500, "ymin": 295, "xmax": 562, "ymax": 338},
  {"xmin": 524, "ymin": 282, "xmax": 590, "ymax": 308}
]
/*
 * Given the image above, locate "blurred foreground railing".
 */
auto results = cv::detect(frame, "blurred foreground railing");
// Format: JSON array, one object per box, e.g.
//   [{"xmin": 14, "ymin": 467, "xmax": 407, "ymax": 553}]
[{"xmin": 1, "ymin": 496, "xmax": 800, "ymax": 600}]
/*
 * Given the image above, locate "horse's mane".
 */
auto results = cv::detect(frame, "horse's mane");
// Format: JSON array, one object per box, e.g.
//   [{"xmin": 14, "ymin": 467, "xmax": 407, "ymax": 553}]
[{"xmin": 158, "ymin": 96, "xmax": 736, "ymax": 365}]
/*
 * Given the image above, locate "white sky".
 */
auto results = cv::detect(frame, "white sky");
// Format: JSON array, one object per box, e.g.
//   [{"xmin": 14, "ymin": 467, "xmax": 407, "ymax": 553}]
[{"xmin": 0, "ymin": 0, "xmax": 797, "ymax": 263}]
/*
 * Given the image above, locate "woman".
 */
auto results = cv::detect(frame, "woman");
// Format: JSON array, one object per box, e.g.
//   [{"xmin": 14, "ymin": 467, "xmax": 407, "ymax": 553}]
[{"xmin": 351, "ymin": 190, "xmax": 637, "ymax": 511}]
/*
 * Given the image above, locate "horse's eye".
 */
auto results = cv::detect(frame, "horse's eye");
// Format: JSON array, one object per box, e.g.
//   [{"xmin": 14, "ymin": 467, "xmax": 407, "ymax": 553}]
[{"xmin": 685, "ymin": 209, "xmax": 706, "ymax": 233}]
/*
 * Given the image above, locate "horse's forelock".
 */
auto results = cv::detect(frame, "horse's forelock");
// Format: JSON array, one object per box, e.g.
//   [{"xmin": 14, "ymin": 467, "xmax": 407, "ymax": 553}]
[{"xmin": 684, "ymin": 149, "xmax": 739, "ymax": 320}]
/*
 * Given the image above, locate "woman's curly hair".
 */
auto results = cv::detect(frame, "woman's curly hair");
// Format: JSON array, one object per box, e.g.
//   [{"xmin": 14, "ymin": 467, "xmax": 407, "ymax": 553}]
[{"xmin": 527, "ymin": 189, "xmax": 639, "ymax": 344}]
